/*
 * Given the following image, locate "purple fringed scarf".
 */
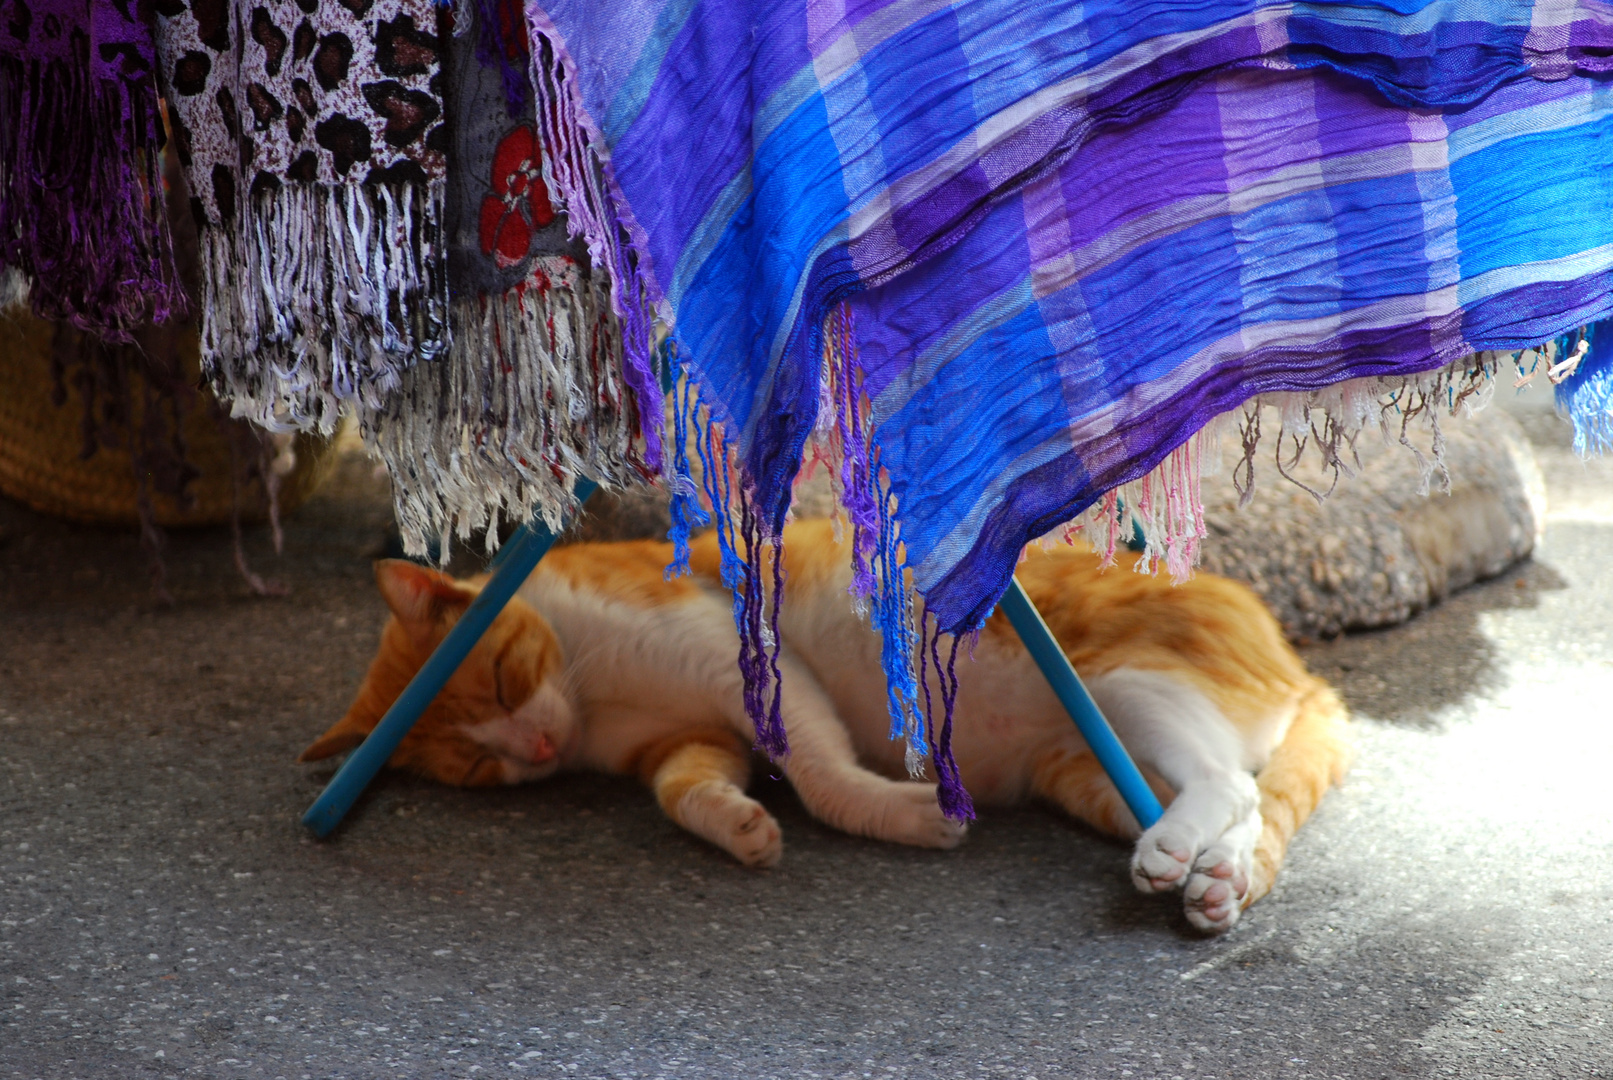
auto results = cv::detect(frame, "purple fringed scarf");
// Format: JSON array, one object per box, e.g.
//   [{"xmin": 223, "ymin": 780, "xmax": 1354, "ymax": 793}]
[{"xmin": 0, "ymin": 0, "xmax": 183, "ymax": 339}]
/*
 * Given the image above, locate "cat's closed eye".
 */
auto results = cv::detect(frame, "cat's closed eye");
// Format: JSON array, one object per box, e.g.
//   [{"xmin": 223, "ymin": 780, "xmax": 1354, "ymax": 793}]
[{"xmin": 492, "ymin": 647, "xmax": 542, "ymax": 712}]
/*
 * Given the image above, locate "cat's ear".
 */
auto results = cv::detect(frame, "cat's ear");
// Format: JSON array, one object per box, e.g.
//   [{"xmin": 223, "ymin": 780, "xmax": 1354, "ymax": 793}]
[
  {"xmin": 374, "ymin": 559, "xmax": 475, "ymax": 627},
  {"xmin": 297, "ymin": 709, "xmax": 372, "ymax": 763}
]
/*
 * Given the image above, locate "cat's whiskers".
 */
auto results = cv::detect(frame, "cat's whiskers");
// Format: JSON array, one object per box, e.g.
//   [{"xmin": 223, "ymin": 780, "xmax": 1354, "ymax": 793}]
[{"xmin": 550, "ymin": 644, "xmax": 595, "ymax": 703}]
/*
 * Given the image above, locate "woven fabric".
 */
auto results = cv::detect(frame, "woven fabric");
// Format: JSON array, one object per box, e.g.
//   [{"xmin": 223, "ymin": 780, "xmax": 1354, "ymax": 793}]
[
  {"xmin": 0, "ymin": 0, "xmax": 182, "ymax": 338},
  {"xmin": 523, "ymin": 0, "xmax": 1613, "ymax": 807},
  {"xmin": 145, "ymin": 0, "xmax": 639, "ymax": 554},
  {"xmin": 849, "ymin": 61, "xmax": 1613, "ymax": 629}
]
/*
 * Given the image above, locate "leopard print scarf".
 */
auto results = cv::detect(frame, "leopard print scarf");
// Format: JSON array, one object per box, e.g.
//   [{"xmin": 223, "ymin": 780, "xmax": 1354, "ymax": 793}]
[
  {"xmin": 0, "ymin": 0, "xmax": 184, "ymax": 340},
  {"xmin": 155, "ymin": 0, "xmax": 451, "ymax": 432},
  {"xmin": 154, "ymin": 0, "xmax": 636, "ymax": 557}
]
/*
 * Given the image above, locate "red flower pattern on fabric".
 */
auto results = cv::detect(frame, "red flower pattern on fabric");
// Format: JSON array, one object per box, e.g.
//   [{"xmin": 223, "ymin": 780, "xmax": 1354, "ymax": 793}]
[{"xmin": 479, "ymin": 125, "xmax": 556, "ymax": 267}]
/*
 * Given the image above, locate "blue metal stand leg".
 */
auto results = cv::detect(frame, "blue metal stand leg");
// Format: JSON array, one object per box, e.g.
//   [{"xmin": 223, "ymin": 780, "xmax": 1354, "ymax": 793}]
[
  {"xmin": 301, "ymin": 480, "xmax": 599, "ymax": 837},
  {"xmin": 998, "ymin": 577, "xmax": 1164, "ymax": 831}
]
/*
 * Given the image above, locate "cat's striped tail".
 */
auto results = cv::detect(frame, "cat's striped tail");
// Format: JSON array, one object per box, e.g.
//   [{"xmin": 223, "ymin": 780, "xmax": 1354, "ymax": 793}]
[{"xmin": 1245, "ymin": 683, "xmax": 1353, "ymax": 908}]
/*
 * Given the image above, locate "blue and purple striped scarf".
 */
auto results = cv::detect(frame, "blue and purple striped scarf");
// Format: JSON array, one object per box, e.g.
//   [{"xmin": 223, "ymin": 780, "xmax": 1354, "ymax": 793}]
[{"xmin": 522, "ymin": 1, "xmax": 1613, "ymax": 812}]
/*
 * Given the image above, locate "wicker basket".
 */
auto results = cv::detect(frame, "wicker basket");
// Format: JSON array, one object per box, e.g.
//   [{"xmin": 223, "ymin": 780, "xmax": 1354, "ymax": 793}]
[{"xmin": 0, "ymin": 309, "xmax": 335, "ymax": 529}]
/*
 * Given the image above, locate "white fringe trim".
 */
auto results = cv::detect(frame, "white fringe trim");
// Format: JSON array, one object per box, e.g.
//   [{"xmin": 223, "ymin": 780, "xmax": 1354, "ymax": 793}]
[
  {"xmin": 203, "ymin": 181, "xmax": 450, "ymax": 434},
  {"xmin": 364, "ymin": 263, "xmax": 632, "ymax": 560},
  {"xmin": 0, "ymin": 266, "xmax": 27, "ymax": 313},
  {"xmin": 1061, "ymin": 351, "xmax": 1507, "ymax": 579},
  {"xmin": 1060, "ymin": 419, "xmax": 1223, "ymax": 582}
]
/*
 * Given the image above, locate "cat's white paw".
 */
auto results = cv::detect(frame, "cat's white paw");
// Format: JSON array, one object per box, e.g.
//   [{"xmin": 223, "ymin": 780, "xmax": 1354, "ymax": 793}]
[
  {"xmin": 880, "ymin": 783, "xmax": 969, "ymax": 849},
  {"xmin": 1130, "ymin": 823, "xmax": 1196, "ymax": 894},
  {"xmin": 679, "ymin": 783, "xmax": 783, "ymax": 868},
  {"xmin": 1181, "ymin": 814, "xmax": 1260, "ymax": 934},
  {"xmin": 1182, "ymin": 854, "xmax": 1249, "ymax": 933}
]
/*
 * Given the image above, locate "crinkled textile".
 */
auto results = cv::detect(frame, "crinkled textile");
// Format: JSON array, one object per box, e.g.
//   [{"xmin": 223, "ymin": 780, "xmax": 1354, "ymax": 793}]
[
  {"xmin": 370, "ymin": 0, "xmax": 637, "ymax": 558},
  {"xmin": 0, "ymin": 0, "xmax": 182, "ymax": 338},
  {"xmin": 523, "ymin": 0, "xmax": 1613, "ymax": 811}
]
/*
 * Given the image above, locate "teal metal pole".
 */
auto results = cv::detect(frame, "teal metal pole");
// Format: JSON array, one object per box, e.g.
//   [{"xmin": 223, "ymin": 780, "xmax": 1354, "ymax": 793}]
[
  {"xmin": 301, "ymin": 480, "xmax": 598, "ymax": 837},
  {"xmin": 997, "ymin": 577, "xmax": 1163, "ymax": 830}
]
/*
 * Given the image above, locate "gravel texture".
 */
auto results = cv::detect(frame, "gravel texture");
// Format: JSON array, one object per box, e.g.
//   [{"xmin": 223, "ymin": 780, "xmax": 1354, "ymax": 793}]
[
  {"xmin": 1, "ymin": 389, "xmax": 1609, "ymax": 1080},
  {"xmin": 1198, "ymin": 406, "xmax": 1546, "ymax": 641}
]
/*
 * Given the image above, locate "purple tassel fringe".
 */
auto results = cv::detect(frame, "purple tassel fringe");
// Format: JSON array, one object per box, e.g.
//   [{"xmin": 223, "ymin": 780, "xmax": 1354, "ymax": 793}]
[
  {"xmin": 827, "ymin": 304, "xmax": 880, "ymax": 603},
  {"xmin": 687, "ymin": 379, "xmax": 788, "ymax": 759},
  {"xmin": 0, "ymin": 0, "xmax": 183, "ymax": 340},
  {"xmin": 921, "ymin": 612, "xmax": 976, "ymax": 822}
]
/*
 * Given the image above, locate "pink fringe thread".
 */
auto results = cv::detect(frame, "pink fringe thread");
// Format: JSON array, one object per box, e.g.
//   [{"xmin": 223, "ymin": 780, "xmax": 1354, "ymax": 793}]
[{"xmin": 1068, "ymin": 423, "xmax": 1218, "ymax": 582}]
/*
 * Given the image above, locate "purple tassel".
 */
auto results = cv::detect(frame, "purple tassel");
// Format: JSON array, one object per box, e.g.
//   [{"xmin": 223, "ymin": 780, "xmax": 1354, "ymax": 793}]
[
  {"xmin": 691, "ymin": 401, "xmax": 788, "ymax": 759},
  {"xmin": 828, "ymin": 304, "xmax": 879, "ymax": 601},
  {"xmin": 0, "ymin": 0, "xmax": 183, "ymax": 339},
  {"xmin": 925, "ymin": 614, "xmax": 976, "ymax": 822},
  {"xmin": 765, "ymin": 532, "xmax": 788, "ymax": 753},
  {"xmin": 736, "ymin": 489, "xmax": 789, "ymax": 758}
]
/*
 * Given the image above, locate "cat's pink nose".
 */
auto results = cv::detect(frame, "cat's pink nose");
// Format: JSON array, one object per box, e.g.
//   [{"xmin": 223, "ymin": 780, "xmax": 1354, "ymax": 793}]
[{"xmin": 529, "ymin": 734, "xmax": 557, "ymax": 763}]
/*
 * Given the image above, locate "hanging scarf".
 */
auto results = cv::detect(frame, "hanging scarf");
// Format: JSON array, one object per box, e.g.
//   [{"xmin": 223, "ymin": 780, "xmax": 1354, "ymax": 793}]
[
  {"xmin": 366, "ymin": 0, "xmax": 636, "ymax": 557},
  {"xmin": 0, "ymin": 0, "xmax": 183, "ymax": 338},
  {"xmin": 523, "ymin": 0, "xmax": 1613, "ymax": 814},
  {"xmin": 152, "ymin": 0, "xmax": 638, "ymax": 554},
  {"xmin": 155, "ymin": 0, "xmax": 451, "ymax": 431}
]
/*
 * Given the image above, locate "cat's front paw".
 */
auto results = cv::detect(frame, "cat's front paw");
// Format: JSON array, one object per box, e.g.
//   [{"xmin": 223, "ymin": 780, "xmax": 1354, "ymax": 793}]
[
  {"xmin": 1131, "ymin": 823, "xmax": 1196, "ymax": 894},
  {"xmin": 880, "ymin": 783, "xmax": 968, "ymax": 849},
  {"xmin": 679, "ymin": 782, "xmax": 783, "ymax": 868},
  {"xmin": 725, "ymin": 801, "xmax": 784, "ymax": 869}
]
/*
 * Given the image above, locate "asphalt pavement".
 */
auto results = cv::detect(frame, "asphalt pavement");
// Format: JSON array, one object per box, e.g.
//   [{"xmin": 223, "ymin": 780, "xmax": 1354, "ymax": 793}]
[{"xmin": 1, "ymin": 389, "xmax": 1609, "ymax": 1080}]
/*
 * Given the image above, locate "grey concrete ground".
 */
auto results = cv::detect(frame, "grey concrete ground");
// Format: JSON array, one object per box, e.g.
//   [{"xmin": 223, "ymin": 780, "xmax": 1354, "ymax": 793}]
[{"xmin": 2, "ymin": 388, "xmax": 1610, "ymax": 1080}]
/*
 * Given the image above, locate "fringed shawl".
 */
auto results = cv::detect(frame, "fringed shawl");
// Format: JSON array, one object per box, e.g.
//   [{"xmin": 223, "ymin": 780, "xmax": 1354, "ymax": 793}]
[
  {"xmin": 520, "ymin": 0, "xmax": 1613, "ymax": 813},
  {"xmin": 152, "ymin": 0, "xmax": 639, "ymax": 555},
  {"xmin": 10, "ymin": 0, "xmax": 1613, "ymax": 813}
]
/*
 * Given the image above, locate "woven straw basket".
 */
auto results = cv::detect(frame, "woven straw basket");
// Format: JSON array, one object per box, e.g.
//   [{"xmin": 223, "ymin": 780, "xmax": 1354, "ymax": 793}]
[{"xmin": 0, "ymin": 309, "xmax": 335, "ymax": 529}]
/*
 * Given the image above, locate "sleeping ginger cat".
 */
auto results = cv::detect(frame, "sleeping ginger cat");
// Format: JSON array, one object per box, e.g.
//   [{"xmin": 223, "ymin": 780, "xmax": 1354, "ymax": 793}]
[{"xmin": 302, "ymin": 521, "xmax": 1350, "ymax": 933}]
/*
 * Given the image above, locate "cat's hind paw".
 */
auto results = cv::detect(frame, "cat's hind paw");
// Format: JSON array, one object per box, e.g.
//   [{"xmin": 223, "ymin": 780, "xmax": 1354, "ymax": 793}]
[
  {"xmin": 1181, "ymin": 816, "xmax": 1260, "ymax": 933},
  {"xmin": 880, "ymin": 783, "xmax": 968, "ymax": 849},
  {"xmin": 1183, "ymin": 856, "xmax": 1248, "ymax": 934}
]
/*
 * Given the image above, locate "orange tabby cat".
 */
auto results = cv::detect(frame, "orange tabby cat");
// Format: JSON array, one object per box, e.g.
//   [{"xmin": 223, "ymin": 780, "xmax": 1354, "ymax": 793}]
[{"xmin": 302, "ymin": 521, "xmax": 1350, "ymax": 933}]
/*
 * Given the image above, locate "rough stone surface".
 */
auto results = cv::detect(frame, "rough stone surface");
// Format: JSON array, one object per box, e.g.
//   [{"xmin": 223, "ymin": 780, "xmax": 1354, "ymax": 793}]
[{"xmin": 1198, "ymin": 405, "xmax": 1547, "ymax": 640}]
